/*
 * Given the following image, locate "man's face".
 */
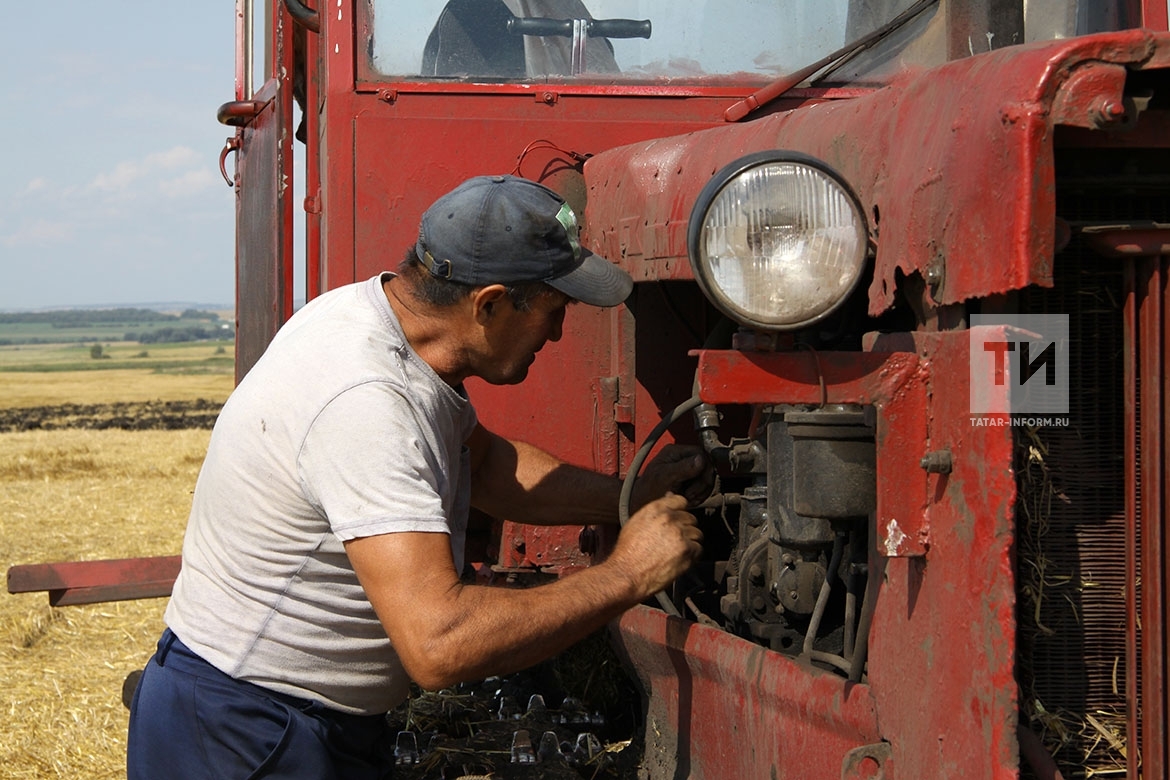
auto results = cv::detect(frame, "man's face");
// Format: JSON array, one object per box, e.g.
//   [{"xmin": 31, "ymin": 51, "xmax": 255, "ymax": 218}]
[{"xmin": 473, "ymin": 290, "xmax": 570, "ymax": 385}]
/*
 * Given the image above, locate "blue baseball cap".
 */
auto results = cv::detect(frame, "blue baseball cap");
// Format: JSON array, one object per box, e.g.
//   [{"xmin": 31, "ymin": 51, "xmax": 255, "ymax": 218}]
[{"xmin": 415, "ymin": 175, "xmax": 633, "ymax": 307}]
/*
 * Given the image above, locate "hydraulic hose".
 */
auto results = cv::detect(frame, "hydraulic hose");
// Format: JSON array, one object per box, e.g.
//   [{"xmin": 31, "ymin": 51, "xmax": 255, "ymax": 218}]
[{"xmin": 618, "ymin": 394, "xmax": 705, "ymax": 616}]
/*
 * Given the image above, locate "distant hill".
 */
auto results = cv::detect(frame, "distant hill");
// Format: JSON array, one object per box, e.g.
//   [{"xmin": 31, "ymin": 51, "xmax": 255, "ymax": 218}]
[
  {"xmin": 0, "ymin": 302, "xmax": 233, "ymax": 316},
  {"xmin": 0, "ymin": 308, "xmax": 234, "ymax": 346}
]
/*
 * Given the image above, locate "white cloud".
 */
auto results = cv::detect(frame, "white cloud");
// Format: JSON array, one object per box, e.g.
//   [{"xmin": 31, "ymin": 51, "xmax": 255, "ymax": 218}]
[
  {"xmin": 158, "ymin": 167, "xmax": 219, "ymax": 198},
  {"xmin": 24, "ymin": 177, "xmax": 50, "ymax": 194},
  {"xmin": 88, "ymin": 146, "xmax": 201, "ymax": 195},
  {"xmin": 1, "ymin": 218, "xmax": 76, "ymax": 248}
]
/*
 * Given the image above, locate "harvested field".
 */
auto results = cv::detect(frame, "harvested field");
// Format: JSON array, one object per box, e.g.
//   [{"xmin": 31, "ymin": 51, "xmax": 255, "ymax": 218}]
[
  {"xmin": 1, "ymin": 377, "xmax": 644, "ymax": 779},
  {"xmin": 1, "ymin": 426, "xmax": 212, "ymax": 779},
  {"xmin": 1, "ymin": 360, "xmax": 231, "ymax": 779}
]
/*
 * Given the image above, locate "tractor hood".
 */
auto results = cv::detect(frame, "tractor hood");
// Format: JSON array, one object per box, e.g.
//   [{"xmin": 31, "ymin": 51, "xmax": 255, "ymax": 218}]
[{"xmin": 581, "ymin": 29, "xmax": 1170, "ymax": 316}]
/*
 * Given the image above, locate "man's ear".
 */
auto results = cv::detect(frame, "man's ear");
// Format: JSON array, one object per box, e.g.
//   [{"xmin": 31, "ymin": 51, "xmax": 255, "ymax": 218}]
[{"xmin": 471, "ymin": 284, "xmax": 508, "ymax": 324}]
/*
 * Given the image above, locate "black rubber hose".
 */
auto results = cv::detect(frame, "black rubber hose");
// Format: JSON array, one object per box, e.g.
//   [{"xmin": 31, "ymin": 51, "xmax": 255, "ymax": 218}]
[
  {"xmin": 284, "ymin": 0, "xmax": 320, "ymax": 33},
  {"xmin": 618, "ymin": 395, "xmax": 704, "ymax": 616}
]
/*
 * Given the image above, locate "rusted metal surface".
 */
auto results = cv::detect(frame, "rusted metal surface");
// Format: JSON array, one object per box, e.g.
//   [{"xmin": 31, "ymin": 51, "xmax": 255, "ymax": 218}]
[
  {"xmin": 695, "ymin": 348, "xmax": 930, "ymax": 558},
  {"xmin": 1129, "ymin": 255, "xmax": 1169, "ymax": 778},
  {"xmin": 233, "ymin": 78, "xmax": 288, "ymax": 382},
  {"xmin": 677, "ymin": 330, "xmax": 1017, "ymax": 777},
  {"xmin": 612, "ymin": 605, "xmax": 881, "ymax": 780},
  {"xmin": 583, "ymin": 31, "xmax": 1170, "ymax": 313},
  {"xmin": 7, "ymin": 557, "xmax": 181, "ymax": 606},
  {"xmin": 1086, "ymin": 227, "xmax": 1170, "ymax": 257},
  {"xmin": 233, "ymin": 2, "xmax": 298, "ymax": 381},
  {"xmin": 867, "ymin": 330, "xmax": 1018, "ymax": 779},
  {"xmin": 1139, "ymin": 0, "xmax": 1170, "ymax": 29}
]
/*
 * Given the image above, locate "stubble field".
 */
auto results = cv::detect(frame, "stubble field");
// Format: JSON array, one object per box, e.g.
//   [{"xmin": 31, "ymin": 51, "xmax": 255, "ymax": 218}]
[{"xmin": 0, "ymin": 342, "xmax": 232, "ymax": 779}]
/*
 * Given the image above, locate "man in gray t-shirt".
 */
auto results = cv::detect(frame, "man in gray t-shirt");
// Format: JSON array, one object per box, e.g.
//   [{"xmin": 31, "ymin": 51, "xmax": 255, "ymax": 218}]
[{"xmin": 127, "ymin": 175, "xmax": 710, "ymax": 779}]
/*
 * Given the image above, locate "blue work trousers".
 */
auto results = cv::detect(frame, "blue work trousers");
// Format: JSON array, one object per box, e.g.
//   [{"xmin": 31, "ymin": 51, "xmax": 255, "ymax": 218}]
[{"xmin": 127, "ymin": 629, "xmax": 393, "ymax": 779}]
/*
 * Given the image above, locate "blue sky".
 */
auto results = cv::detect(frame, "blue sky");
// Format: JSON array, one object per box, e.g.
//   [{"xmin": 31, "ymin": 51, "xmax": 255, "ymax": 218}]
[{"xmin": 1, "ymin": 2, "xmax": 236, "ymax": 310}]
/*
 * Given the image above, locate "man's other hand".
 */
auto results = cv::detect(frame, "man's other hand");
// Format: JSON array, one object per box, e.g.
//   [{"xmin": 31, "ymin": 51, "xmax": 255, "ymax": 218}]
[{"xmin": 632, "ymin": 444, "xmax": 715, "ymax": 510}]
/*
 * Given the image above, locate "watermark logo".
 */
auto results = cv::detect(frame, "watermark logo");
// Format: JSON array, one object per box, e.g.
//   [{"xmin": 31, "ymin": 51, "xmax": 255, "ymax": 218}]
[{"xmin": 970, "ymin": 314, "xmax": 1069, "ymax": 426}]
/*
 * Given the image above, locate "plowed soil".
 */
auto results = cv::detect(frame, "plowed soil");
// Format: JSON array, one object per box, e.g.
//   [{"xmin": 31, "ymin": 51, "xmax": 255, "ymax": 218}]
[{"xmin": 0, "ymin": 400, "xmax": 222, "ymax": 432}]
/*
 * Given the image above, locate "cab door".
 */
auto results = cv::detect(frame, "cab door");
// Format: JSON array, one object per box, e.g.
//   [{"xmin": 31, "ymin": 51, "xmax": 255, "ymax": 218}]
[{"xmin": 218, "ymin": 0, "xmax": 300, "ymax": 381}]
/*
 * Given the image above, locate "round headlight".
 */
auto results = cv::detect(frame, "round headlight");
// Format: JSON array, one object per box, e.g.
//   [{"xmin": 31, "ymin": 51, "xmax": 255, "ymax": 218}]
[{"xmin": 687, "ymin": 152, "xmax": 869, "ymax": 330}]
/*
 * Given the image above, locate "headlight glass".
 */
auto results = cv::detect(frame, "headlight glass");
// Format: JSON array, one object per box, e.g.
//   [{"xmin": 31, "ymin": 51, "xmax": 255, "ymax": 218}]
[{"xmin": 688, "ymin": 154, "xmax": 868, "ymax": 330}]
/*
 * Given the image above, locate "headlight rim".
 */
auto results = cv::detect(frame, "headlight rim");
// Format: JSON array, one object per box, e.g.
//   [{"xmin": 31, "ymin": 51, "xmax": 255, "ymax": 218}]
[{"xmin": 686, "ymin": 150, "xmax": 871, "ymax": 331}]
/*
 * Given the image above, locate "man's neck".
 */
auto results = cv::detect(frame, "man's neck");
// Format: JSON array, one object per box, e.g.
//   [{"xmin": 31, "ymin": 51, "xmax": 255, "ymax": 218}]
[{"xmin": 382, "ymin": 275, "xmax": 472, "ymax": 387}]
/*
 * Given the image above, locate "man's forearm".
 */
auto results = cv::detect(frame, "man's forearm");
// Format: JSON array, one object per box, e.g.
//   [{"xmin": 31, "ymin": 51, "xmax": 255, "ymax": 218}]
[
  {"xmin": 408, "ymin": 561, "xmax": 639, "ymax": 689},
  {"xmin": 348, "ymin": 496, "xmax": 700, "ymax": 692},
  {"xmin": 470, "ymin": 429, "xmax": 623, "ymax": 526}
]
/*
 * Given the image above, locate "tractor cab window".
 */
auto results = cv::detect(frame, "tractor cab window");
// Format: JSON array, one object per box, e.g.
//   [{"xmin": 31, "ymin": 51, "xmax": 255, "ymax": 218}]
[
  {"xmin": 370, "ymin": 0, "xmax": 850, "ymax": 83},
  {"xmin": 368, "ymin": 0, "xmax": 1134, "ymax": 86}
]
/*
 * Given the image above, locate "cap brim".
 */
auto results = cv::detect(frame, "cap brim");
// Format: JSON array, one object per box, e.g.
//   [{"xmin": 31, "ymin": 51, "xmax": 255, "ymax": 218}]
[{"xmin": 546, "ymin": 250, "xmax": 633, "ymax": 307}]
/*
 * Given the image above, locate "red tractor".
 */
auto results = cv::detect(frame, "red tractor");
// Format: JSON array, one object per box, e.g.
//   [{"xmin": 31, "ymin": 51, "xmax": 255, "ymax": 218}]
[{"xmin": 12, "ymin": 1, "xmax": 1170, "ymax": 777}]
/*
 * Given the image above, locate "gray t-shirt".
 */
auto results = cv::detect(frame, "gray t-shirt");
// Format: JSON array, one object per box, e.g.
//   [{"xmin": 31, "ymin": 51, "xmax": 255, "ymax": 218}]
[{"xmin": 165, "ymin": 274, "xmax": 478, "ymax": 715}]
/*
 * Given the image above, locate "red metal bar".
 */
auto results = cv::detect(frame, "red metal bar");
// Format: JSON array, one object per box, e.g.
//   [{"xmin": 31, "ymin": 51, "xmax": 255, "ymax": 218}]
[
  {"xmin": 303, "ymin": 21, "xmax": 322, "ymax": 303},
  {"xmin": 234, "ymin": 0, "xmax": 247, "ymax": 101},
  {"xmin": 1140, "ymin": 0, "xmax": 1170, "ymax": 30},
  {"xmin": 1124, "ymin": 260, "xmax": 1140, "ymax": 780},
  {"xmin": 1138, "ymin": 256, "xmax": 1168, "ymax": 779},
  {"xmin": 1086, "ymin": 228, "xmax": 1170, "ymax": 258},
  {"xmin": 7, "ymin": 556, "xmax": 181, "ymax": 607},
  {"xmin": 276, "ymin": 3, "xmax": 296, "ymax": 325}
]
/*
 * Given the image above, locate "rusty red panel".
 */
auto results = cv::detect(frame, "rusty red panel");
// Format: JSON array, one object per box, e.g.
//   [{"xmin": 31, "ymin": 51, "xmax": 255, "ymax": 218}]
[
  {"xmin": 678, "ymin": 332, "xmax": 1017, "ymax": 777},
  {"xmin": 868, "ymin": 330, "xmax": 1018, "ymax": 779},
  {"xmin": 1140, "ymin": 0, "xmax": 1170, "ymax": 29},
  {"xmin": 7, "ymin": 556, "xmax": 181, "ymax": 606},
  {"xmin": 345, "ymin": 105, "xmax": 729, "ymax": 291},
  {"xmin": 612, "ymin": 606, "xmax": 882, "ymax": 780},
  {"xmin": 234, "ymin": 76, "xmax": 294, "ymax": 382},
  {"xmin": 695, "ymin": 348, "xmax": 930, "ymax": 557},
  {"xmin": 584, "ymin": 31, "xmax": 1170, "ymax": 312},
  {"xmin": 694, "ymin": 349, "xmax": 920, "ymax": 406}
]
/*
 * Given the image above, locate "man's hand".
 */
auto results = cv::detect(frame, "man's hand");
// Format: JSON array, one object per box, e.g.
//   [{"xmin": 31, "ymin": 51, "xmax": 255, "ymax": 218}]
[
  {"xmin": 631, "ymin": 445, "xmax": 715, "ymax": 511},
  {"xmin": 608, "ymin": 494, "xmax": 703, "ymax": 597},
  {"xmin": 346, "ymin": 494, "xmax": 702, "ymax": 690}
]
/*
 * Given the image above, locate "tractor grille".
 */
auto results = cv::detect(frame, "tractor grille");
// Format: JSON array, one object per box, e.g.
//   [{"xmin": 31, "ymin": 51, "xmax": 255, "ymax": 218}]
[{"xmin": 1016, "ymin": 145, "xmax": 1170, "ymax": 778}]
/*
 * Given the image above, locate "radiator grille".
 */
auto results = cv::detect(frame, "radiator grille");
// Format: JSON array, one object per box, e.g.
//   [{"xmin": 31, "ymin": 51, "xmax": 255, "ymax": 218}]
[{"xmin": 1015, "ymin": 145, "xmax": 1169, "ymax": 778}]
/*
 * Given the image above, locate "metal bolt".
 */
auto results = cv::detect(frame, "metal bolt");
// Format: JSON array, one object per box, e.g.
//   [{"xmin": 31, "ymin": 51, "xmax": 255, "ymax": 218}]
[
  {"xmin": 1095, "ymin": 99, "xmax": 1127, "ymax": 126},
  {"xmin": 748, "ymin": 564, "xmax": 764, "ymax": 584},
  {"xmin": 920, "ymin": 450, "xmax": 953, "ymax": 474}
]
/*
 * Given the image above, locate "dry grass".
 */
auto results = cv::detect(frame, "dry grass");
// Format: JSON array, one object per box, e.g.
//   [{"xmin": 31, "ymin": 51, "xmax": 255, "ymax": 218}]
[
  {"xmin": 1, "ymin": 392, "xmax": 223, "ymax": 777},
  {"xmin": 0, "ymin": 368, "xmax": 232, "ymax": 409}
]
